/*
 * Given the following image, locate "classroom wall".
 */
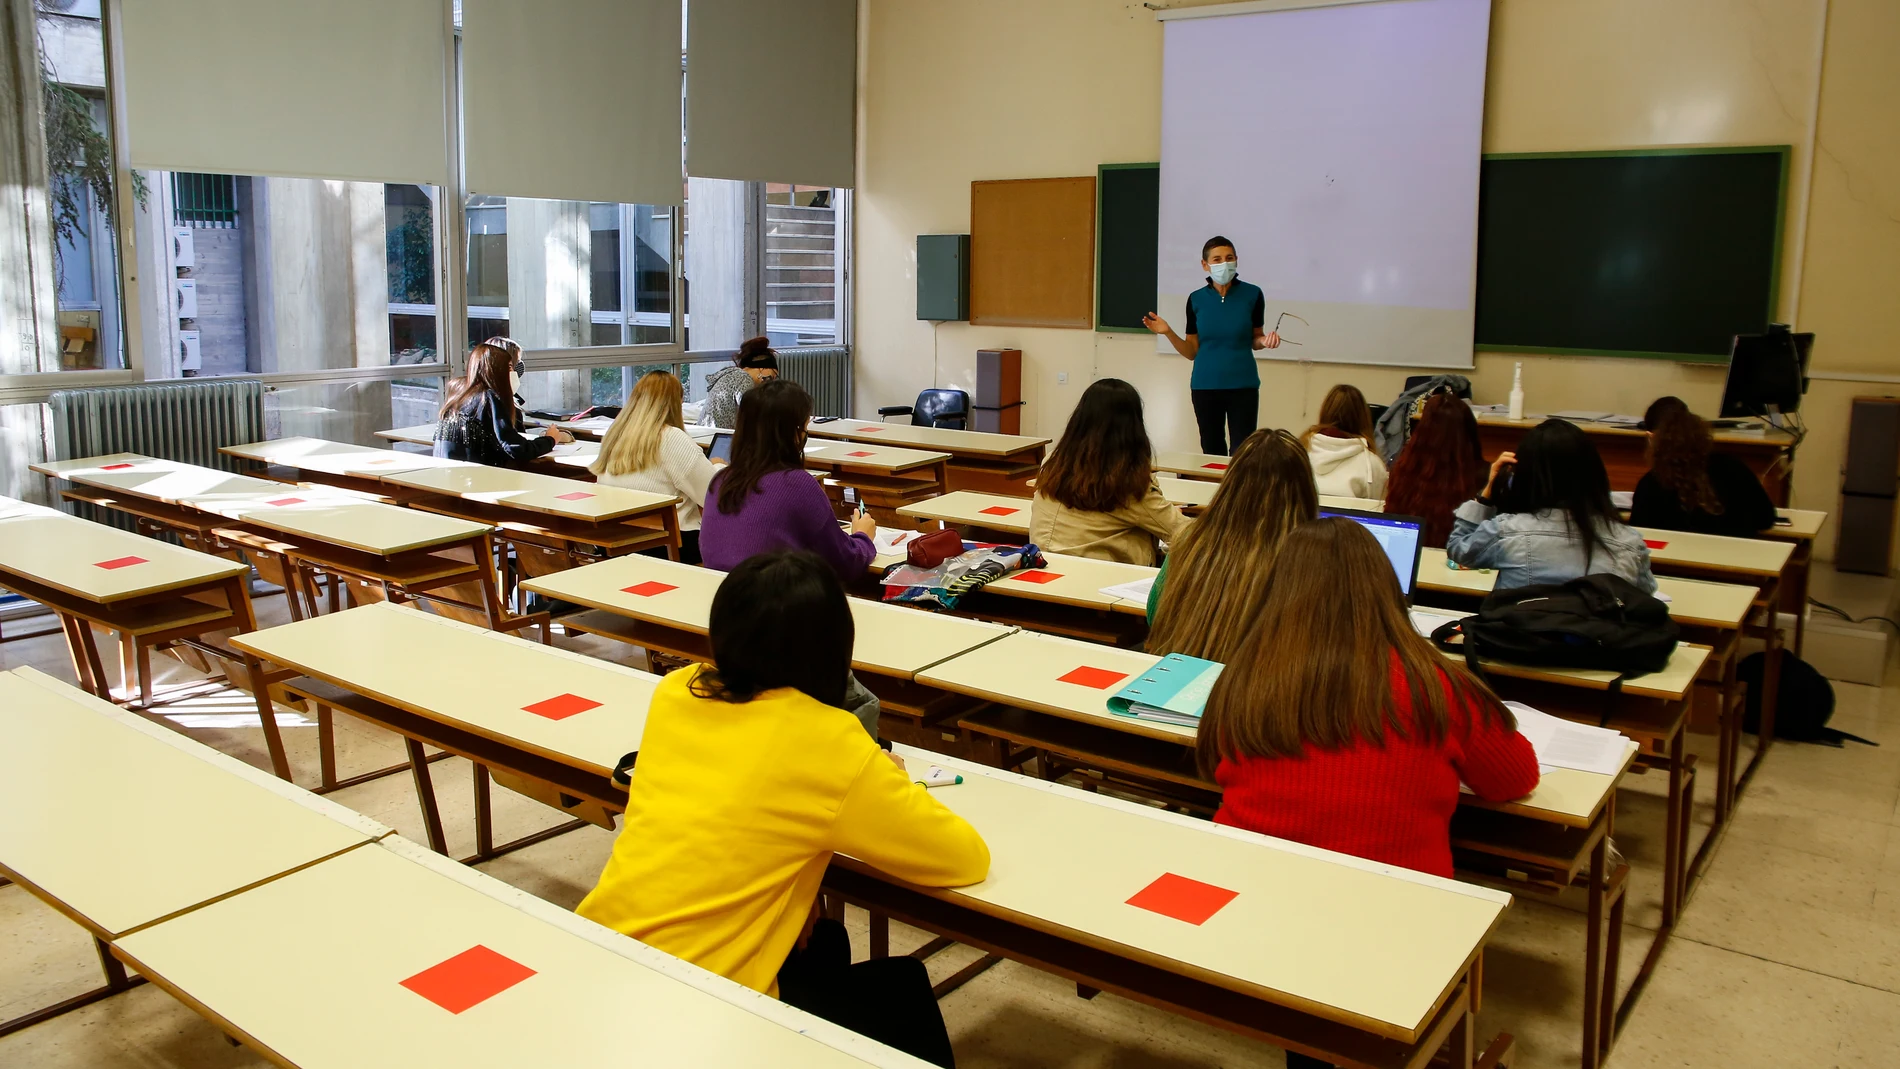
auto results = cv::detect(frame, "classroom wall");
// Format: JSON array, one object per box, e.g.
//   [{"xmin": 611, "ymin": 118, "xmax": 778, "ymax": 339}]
[{"xmin": 854, "ymin": 0, "xmax": 1900, "ymax": 560}]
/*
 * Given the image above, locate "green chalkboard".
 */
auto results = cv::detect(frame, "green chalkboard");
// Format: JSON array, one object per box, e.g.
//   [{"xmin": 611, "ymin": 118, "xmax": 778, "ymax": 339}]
[
  {"xmin": 1096, "ymin": 163, "xmax": 1160, "ymax": 333},
  {"xmin": 1475, "ymin": 147, "xmax": 1790, "ymax": 363}
]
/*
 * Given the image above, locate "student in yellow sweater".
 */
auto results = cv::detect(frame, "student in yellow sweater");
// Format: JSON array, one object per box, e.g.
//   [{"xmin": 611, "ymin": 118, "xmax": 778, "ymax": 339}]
[{"xmin": 577, "ymin": 549, "xmax": 989, "ymax": 1067}]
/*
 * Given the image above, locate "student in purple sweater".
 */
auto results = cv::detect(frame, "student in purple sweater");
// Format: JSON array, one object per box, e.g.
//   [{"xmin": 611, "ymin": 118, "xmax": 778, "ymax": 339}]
[
  {"xmin": 700, "ymin": 379, "xmax": 878, "ymax": 577},
  {"xmin": 700, "ymin": 380, "xmax": 885, "ymax": 739}
]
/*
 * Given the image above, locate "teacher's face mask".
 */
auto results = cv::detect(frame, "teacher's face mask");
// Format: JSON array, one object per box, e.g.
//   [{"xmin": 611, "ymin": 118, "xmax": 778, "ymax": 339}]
[{"xmin": 1206, "ymin": 261, "xmax": 1238, "ymax": 285}]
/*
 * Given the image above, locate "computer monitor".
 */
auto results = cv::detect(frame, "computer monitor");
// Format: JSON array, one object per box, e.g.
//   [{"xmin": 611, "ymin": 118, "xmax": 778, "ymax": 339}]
[
  {"xmin": 1719, "ymin": 325, "xmax": 1812, "ymax": 420},
  {"xmin": 708, "ymin": 431, "xmax": 735, "ymax": 464},
  {"xmin": 1319, "ymin": 508, "xmax": 1425, "ymax": 602}
]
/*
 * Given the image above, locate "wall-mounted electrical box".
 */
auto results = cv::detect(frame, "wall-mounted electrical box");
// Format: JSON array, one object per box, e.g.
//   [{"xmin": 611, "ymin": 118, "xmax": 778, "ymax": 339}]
[
  {"xmin": 174, "ymin": 278, "xmax": 198, "ymax": 319},
  {"xmin": 917, "ymin": 234, "xmax": 970, "ymax": 321}
]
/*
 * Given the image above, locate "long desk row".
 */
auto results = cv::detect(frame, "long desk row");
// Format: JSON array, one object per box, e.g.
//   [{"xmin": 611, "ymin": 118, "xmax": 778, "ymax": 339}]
[
  {"xmin": 0, "ymin": 666, "xmax": 940, "ymax": 1067},
  {"xmin": 222, "ymin": 601, "xmax": 1511, "ymax": 1068},
  {"xmin": 519, "ymin": 552, "xmax": 1693, "ymax": 1068}
]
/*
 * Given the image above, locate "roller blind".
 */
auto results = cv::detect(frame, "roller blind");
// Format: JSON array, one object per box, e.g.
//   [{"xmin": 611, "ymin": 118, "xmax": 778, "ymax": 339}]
[
  {"xmin": 119, "ymin": 0, "xmax": 449, "ymax": 185},
  {"xmin": 686, "ymin": 0, "xmax": 855, "ymax": 188},
  {"xmin": 461, "ymin": 0, "xmax": 682, "ymax": 206}
]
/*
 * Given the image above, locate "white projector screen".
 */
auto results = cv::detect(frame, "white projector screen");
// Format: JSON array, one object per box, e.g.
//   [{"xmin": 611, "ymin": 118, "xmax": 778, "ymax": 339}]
[{"xmin": 1157, "ymin": 0, "xmax": 1492, "ymax": 369}]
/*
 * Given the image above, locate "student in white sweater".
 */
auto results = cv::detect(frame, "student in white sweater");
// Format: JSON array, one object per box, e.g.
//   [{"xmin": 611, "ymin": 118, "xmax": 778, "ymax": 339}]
[
  {"xmin": 591, "ymin": 371, "xmax": 721, "ymax": 564},
  {"xmin": 1301, "ymin": 384, "xmax": 1388, "ymax": 500}
]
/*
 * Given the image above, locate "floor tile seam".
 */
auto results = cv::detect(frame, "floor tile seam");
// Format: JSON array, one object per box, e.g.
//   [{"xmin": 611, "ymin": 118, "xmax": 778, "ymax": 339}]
[{"xmin": 1670, "ymin": 931, "xmax": 1900, "ymax": 999}]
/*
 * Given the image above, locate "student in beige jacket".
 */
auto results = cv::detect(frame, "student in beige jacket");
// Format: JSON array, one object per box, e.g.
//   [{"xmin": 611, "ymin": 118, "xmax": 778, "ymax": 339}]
[{"xmin": 1029, "ymin": 378, "xmax": 1190, "ymax": 566}]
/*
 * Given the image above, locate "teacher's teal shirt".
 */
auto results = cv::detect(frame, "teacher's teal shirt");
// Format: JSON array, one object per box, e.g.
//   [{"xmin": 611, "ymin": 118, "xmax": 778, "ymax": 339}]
[{"xmin": 1184, "ymin": 277, "xmax": 1265, "ymax": 390}]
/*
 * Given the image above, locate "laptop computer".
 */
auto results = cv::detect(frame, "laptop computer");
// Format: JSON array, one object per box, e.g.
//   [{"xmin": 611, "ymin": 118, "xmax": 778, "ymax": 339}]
[{"xmin": 1318, "ymin": 507, "xmax": 1425, "ymax": 604}]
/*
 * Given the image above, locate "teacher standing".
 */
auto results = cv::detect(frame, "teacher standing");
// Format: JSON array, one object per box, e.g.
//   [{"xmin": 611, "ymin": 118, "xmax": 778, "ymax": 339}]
[{"xmin": 1142, "ymin": 236, "xmax": 1280, "ymax": 456}]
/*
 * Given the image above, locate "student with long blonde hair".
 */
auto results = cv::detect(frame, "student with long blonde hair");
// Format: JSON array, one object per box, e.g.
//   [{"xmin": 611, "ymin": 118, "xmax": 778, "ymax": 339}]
[
  {"xmin": 591, "ymin": 370, "xmax": 719, "ymax": 564},
  {"xmin": 1198, "ymin": 518, "xmax": 1538, "ymax": 878},
  {"xmin": 1300, "ymin": 384, "xmax": 1386, "ymax": 499},
  {"xmin": 1145, "ymin": 429, "xmax": 1317, "ymax": 662}
]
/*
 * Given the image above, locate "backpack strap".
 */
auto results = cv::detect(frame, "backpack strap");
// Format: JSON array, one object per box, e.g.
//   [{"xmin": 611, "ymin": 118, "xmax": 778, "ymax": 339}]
[{"xmin": 1597, "ymin": 676, "xmax": 1624, "ymax": 728}]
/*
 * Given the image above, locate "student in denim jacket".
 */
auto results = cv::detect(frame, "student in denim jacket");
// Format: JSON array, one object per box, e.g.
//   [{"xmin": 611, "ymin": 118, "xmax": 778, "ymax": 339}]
[{"xmin": 1446, "ymin": 418, "xmax": 1657, "ymax": 593}]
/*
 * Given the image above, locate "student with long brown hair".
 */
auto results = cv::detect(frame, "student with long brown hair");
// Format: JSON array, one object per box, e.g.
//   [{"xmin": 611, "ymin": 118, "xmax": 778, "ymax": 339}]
[
  {"xmin": 1630, "ymin": 396, "xmax": 1776, "ymax": 537},
  {"xmin": 1384, "ymin": 391, "xmax": 1487, "ymax": 547},
  {"xmin": 1197, "ymin": 518, "xmax": 1538, "ymax": 879},
  {"xmin": 1145, "ymin": 429, "xmax": 1317, "ymax": 661},
  {"xmin": 591, "ymin": 370, "xmax": 721, "ymax": 564},
  {"xmin": 434, "ymin": 336, "xmax": 573, "ymax": 465},
  {"xmin": 1028, "ymin": 378, "xmax": 1189, "ymax": 565},
  {"xmin": 1300, "ymin": 384, "xmax": 1386, "ymax": 499}
]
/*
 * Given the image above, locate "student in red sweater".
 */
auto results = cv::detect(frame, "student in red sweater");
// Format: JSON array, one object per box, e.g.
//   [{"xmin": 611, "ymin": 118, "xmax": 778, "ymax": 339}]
[{"xmin": 1197, "ymin": 517, "xmax": 1539, "ymax": 879}]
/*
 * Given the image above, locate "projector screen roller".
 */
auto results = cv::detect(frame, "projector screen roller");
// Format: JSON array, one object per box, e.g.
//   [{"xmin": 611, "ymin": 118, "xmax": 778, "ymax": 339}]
[{"xmin": 1157, "ymin": 0, "xmax": 1491, "ymax": 370}]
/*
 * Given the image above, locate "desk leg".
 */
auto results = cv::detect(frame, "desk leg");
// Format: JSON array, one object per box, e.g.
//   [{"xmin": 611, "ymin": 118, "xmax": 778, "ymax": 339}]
[
  {"xmin": 241, "ymin": 655, "xmax": 293, "ymax": 782},
  {"xmin": 58, "ymin": 614, "xmax": 101, "ymax": 698},
  {"xmin": 475, "ymin": 534, "xmax": 506, "ymax": 630},
  {"xmin": 473, "ymin": 763, "xmax": 495, "ymax": 859},
  {"xmin": 1443, "ymin": 981, "xmax": 1476, "ymax": 1069},
  {"xmin": 1661, "ymin": 726, "xmax": 1686, "ymax": 928},
  {"xmin": 0, "ymin": 937, "xmax": 146, "ymax": 1039},
  {"xmin": 406, "ymin": 737, "xmax": 450, "ymax": 854},
  {"xmin": 1582, "ymin": 836, "xmax": 1607, "ymax": 1069},
  {"xmin": 77, "ymin": 620, "xmax": 112, "ymax": 703}
]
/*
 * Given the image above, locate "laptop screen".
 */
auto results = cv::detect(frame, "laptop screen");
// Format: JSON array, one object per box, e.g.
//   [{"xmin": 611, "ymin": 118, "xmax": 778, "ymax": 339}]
[
  {"xmin": 708, "ymin": 432, "xmax": 735, "ymax": 463},
  {"xmin": 1319, "ymin": 508, "xmax": 1425, "ymax": 600}
]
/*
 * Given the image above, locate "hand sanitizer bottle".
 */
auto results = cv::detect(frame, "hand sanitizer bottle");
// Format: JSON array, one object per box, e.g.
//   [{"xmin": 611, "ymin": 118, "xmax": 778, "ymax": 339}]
[{"xmin": 1508, "ymin": 362, "xmax": 1526, "ymax": 421}]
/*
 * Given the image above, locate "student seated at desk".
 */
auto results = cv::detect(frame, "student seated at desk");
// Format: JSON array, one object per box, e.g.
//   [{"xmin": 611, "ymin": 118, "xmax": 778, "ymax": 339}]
[
  {"xmin": 1199, "ymin": 518, "xmax": 1539, "ymax": 876},
  {"xmin": 433, "ymin": 336, "xmax": 573, "ymax": 465},
  {"xmin": 1301, "ymin": 384, "xmax": 1387, "ymax": 500},
  {"xmin": 1146, "ymin": 429, "xmax": 1316, "ymax": 657},
  {"xmin": 1384, "ymin": 391, "xmax": 1487, "ymax": 548},
  {"xmin": 1028, "ymin": 378, "xmax": 1190, "ymax": 566},
  {"xmin": 1629, "ymin": 396, "xmax": 1777, "ymax": 538},
  {"xmin": 699, "ymin": 335, "xmax": 779, "ymax": 430},
  {"xmin": 701, "ymin": 379, "xmax": 883, "ymax": 736},
  {"xmin": 578, "ymin": 551, "xmax": 988, "ymax": 1069},
  {"xmin": 1446, "ymin": 418, "xmax": 1658, "ymax": 593},
  {"xmin": 591, "ymin": 370, "xmax": 720, "ymax": 565}
]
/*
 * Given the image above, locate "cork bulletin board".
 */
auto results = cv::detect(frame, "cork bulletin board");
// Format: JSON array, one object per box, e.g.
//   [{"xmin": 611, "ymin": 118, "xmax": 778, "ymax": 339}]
[{"xmin": 970, "ymin": 176, "xmax": 1097, "ymax": 328}]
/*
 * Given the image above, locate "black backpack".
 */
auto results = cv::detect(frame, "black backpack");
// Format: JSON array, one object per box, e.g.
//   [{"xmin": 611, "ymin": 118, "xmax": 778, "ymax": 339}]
[
  {"xmin": 1430, "ymin": 574, "xmax": 1680, "ymax": 677},
  {"xmin": 1736, "ymin": 651, "xmax": 1874, "ymax": 747}
]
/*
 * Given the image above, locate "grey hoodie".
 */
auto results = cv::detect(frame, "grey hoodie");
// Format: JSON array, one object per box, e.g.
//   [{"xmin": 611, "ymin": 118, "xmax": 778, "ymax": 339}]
[{"xmin": 700, "ymin": 366, "xmax": 755, "ymax": 430}]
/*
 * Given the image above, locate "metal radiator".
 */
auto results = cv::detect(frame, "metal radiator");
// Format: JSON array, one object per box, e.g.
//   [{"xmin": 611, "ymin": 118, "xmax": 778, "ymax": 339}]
[
  {"xmin": 776, "ymin": 346, "xmax": 852, "ymax": 417},
  {"xmin": 47, "ymin": 378, "xmax": 267, "ymax": 527}
]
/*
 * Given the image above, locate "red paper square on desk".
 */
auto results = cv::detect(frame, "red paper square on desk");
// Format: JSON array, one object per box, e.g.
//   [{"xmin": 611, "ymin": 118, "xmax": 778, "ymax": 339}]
[
  {"xmin": 622, "ymin": 581, "xmax": 677, "ymax": 597},
  {"xmin": 1201, "ymin": 462, "xmax": 1229, "ymax": 471},
  {"xmin": 1127, "ymin": 873, "xmax": 1238, "ymax": 925},
  {"xmin": 93, "ymin": 556, "xmax": 148, "ymax": 570},
  {"xmin": 1012, "ymin": 570, "xmax": 1062, "ymax": 584},
  {"xmin": 846, "ymin": 450, "xmax": 876, "ymax": 458},
  {"xmin": 266, "ymin": 497, "xmax": 305, "ymax": 507},
  {"xmin": 555, "ymin": 491, "xmax": 595, "ymax": 501},
  {"xmin": 858, "ymin": 426, "xmax": 883, "ymax": 432},
  {"xmin": 978, "ymin": 505, "xmax": 1020, "ymax": 516},
  {"xmin": 1644, "ymin": 539, "xmax": 1669, "ymax": 550},
  {"xmin": 400, "ymin": 945, "xmax": 536, "ymax": 1014},
  {"xmin": 1058, "ymin": 665, "xmax": 1127, "ymax": 690},
  {"xmin": 522, "ymin": 693, "xmax": 602, "ymax": 720},
  {"xmin": 100, "ymin": 462, "xmax": 135, "ymax": 471}
]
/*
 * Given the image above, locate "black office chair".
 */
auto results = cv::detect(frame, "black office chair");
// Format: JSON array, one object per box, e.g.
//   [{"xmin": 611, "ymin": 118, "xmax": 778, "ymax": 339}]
[{"xmin": 877, "ymin": 388, "xmax": 970, "ymax": 430}]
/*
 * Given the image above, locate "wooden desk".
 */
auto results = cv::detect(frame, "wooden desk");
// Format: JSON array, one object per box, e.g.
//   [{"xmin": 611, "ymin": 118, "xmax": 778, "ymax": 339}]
[
  {"xmin": 1154, "ymin": 450, "xmax": 1236, "ymax": 480},
  {"xmin": 0, "ymin": 666, "xmax": 385, "ymax": 1036},
  {"xmin": 222, "ymin": 436, "xmax": 472, "ymax": 497},
  {"xmin": 897, "ymin": 490, "xmax": 1031, "ymax": 539},
  {"xmin": 831, "ymin": 747, "xmax": 1507, "ymax": 1065},
  {"xmin": 374, "ymin": 423, "xmax": 438, "ymax": 447},
  {"xmin": 1761, "ymin": 508, "xmax": 1826, "ymax": 655},
  {"xmin": 803, "ymin": 440, "xmax": 951, "ymax": 523},
  {"xmin": 1473, "ymin": 414, "xmax": 1796, "ymax": 504},
  {"xmin": 0, "ymin": 504, "xmax": 284, "ymax": 760},
  {"xmin": 521, "ymin": 555, "xmax": 1014, "ymax": 737},
  {"xmin": 1154, "ymin": 474, "xmax": 1216, "ymax": 513},
  {"xmin": 31, "ymin": 452, "xmax": 282, "ymax": 502},
  {"xmin": 231, "ymin": 602, "xmax": 656, "ymax": 858},
  {"xmin": 114, "ymin": 837, "xmax": 921, "ymax": 1069},
  {"xmin": 808, "ymin": 418, "xmax": 1048, "ymax": 494},
  {"xmin": 380, "ymin": 463, "xmax": 681, "ymax": 569}
]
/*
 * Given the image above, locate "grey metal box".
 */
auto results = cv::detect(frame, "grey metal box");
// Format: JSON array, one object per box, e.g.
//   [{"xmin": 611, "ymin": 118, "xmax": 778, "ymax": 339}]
[{"xmin": 916, "ymin": 234, "xmax": 969, "ymax": 321}]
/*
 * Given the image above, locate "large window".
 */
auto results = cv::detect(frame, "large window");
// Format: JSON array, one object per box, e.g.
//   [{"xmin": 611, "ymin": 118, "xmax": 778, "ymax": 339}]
[
  {"xmin": 462, "ymin": 194, "xmax": 676, "ymax": 353},
  {"xmin": 764, "ymin": 184, "xmax": 844, "ymax": 348},
  {"xmin": 138, "ymin": 172, "xmax": 440, "ymax": 380}
]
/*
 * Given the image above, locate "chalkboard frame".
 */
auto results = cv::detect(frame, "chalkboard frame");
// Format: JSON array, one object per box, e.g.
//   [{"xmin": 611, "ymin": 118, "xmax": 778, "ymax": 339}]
[
  {"xmin": 1095, "ymin": 162, "xmax": 1161, "ymax": 334},
  {"xmin": 1475, "ymin": 144, "xmax": 1791, "ymax": 364}
]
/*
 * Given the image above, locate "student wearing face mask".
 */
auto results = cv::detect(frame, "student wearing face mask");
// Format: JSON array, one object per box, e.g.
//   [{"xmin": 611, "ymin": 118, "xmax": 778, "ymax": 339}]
[
  {"xmin": 433, "ymin": 336, "xmax": 573, "ymax": 466},
  {"xmin": 1142, "ymin": 236, "xmax": 1282, "ymax": 456}
]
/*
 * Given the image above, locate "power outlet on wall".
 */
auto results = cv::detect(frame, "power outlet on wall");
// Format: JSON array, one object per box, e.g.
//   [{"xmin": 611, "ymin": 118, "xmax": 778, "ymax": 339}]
[{"xmin": 1057, "ymin": 372, "xmax": 1068, "ymax": 385}]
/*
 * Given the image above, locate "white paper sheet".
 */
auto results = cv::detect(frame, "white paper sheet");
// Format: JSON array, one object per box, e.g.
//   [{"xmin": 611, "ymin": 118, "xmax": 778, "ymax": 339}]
[
  {"xmin": 873, "ymin": 527, "xmax": 921, "ymax": 555},
  {"xmin": 1505, "ymin": 701, "xmax": 1630, "ymax": 777},
  {"xmin": 547, "ymin": 442, "xmax": 585, "ymax": 456},
  {"xmin": 1099, "ymin": 576, "xmax": 1157, "ymax": 603},
  {"xmin": 1610, "ymin": 491, "xmax": 1635, "ymax": 510}
]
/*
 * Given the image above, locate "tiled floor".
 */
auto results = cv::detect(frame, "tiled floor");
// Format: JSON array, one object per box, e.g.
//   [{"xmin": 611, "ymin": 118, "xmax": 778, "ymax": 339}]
[{"xmin": 3, "ymin": 580, "xmax": 1898, "ymax": 1068}]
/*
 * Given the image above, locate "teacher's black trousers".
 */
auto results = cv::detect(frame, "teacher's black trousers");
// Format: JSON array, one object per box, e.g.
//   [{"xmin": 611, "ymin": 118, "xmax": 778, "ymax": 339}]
[{"xmin": 1191, "ymin": 387, "xmax": 1259, "ymax": 456}]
